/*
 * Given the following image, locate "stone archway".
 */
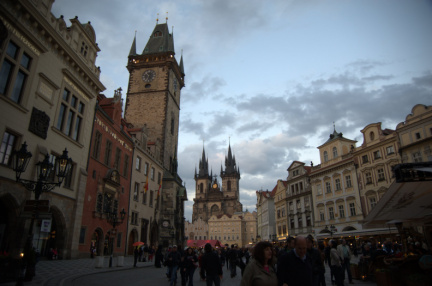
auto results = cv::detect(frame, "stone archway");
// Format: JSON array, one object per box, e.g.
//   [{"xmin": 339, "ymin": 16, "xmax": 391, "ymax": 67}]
[
  {"xmin": 44, "ymin": 206, "xmax": 67, "ymax": 259},
  {"xmin": 0, "ymin": 193, "xmax": 20, "ymax": 256},
  {"xmin": 91, "ymin": 228, "xmax": 103, "ymax": 256},
  {"xmin": 128, "ymin": 229, "xmax": 138, "ymax": 255}
]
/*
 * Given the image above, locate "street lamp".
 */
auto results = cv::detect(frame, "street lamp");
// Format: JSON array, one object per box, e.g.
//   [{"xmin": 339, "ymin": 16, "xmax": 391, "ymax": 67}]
[
  {"xmin": 325, "ymin": 225, "xmax": 337, "ymax": 237},
  {"xmin": 12, "ymin": 142, "xmax": 72, "ymax": 282},
  {"xmin": 105, "ymin": 208, "xmax": 126, "ymax": 267}
]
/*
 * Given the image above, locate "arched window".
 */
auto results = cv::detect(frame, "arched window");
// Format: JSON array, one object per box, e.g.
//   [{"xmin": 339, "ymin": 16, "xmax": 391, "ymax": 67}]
[
  {"xmin": 333, "ymin": 147, "xmax": 338, "ymax": 158},
  {"xmin": 370, "ymin": 131, "xmax": 375, "ymax": 141},
  {"xmin": 227, "ymin": 180, "xmax": 231, "ymax": 191},
  {"xmin": 200, "ymin": 183, "xmax": 203, "ymax": 193},
  {"xmin": 324, "ymin": 151, "xmax": 328, "ymax": 162}
]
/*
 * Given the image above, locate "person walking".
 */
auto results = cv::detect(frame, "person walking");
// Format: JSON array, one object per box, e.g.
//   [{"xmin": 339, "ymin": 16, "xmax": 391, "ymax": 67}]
[
  {"xmin": 337, "ymin": 239, "xmax": 353, "ymax": 284},
  {"xmin": 241, "ymin": 241, "xmax": 277, "ymax": 286},
  {"xmin": 133, "ymin": 246, "xmax": 139, "ymax": 267},
  {"xmin": 317, "ymin": 242, "xmax": 327, "ymax": 286},
  {"xmin": 278, "ymin": 236, "xmax": 313, "ymax": 286},
  {"xmin": 184, "ymin": 247, "xmax": 198, "ymax": 286},
  {"xmin": 306, "ymin": 235, "xmax": 324, "ymax": 286},
  {"xmin": 200, "ymin": 243, "xmax": 223, "ymax": 286},
  {"xmin": 228, "ymin": 244, "xmax": 238, "ymax": 278},
  {"xmin": 167, "ymin": 245, "xmax": 182, "ymax": 286},
  {"xmin": 155, "ymin": 245, "xmax": 163, "ymax": 268},
  {"xmin": 330, "ymin": 240, "xmax": 344, "ymax": 286}
]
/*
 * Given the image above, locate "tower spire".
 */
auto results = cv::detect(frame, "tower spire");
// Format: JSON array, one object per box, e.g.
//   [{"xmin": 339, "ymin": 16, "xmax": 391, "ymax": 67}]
[{"xmin": 128, "ymin": 31, "xmax": 137, "ymax": 56}]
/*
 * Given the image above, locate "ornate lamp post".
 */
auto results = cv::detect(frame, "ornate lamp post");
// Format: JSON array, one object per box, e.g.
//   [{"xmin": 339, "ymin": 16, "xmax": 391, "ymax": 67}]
[
  {"xmin": 12, "ymin": 142, "xmax": 71, "ymax": 283},
  {"xmin": 105, "ymin": 208, "xmax": 126, "ymax": 267}
]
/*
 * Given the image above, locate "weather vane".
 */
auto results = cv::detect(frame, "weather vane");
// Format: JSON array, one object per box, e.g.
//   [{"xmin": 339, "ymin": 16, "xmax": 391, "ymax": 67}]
[{"xmin": 156, "ymin": 13, "xmax": 159, "ymax": 24}]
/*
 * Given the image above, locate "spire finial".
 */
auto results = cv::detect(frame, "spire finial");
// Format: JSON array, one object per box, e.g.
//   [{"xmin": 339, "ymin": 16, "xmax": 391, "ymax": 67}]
[
  {"xmin": 135, "ymin": 30, "xmax": 137, "ymax": 37},
  {"xmin": 156, "ymin": 13, "xmax": 159, "ymax": 24},
  {"xmin": 166, "ymin": 12, "xmax": 168, "ymax": 23},
  {"xmin": 333, "ymin": 121, "xmax": 336, "ymax": 131}
]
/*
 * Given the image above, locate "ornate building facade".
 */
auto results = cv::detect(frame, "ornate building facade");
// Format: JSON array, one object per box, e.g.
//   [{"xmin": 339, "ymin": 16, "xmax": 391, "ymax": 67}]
[
  {"xmin": 192, "ymin": 145, "xmax": 242, "ymax": 223},
  {"xmin": 125, "ymin": 22, "xmax": 187, "ymax": 248},
  {"xmin": 0, "ymin": 0, "xmax": 104, "ymax": 259}
]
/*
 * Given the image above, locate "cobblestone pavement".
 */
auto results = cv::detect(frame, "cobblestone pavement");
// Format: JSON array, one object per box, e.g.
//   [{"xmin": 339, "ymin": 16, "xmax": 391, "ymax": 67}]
[{"xmin": 2, "ymin": 256, "xmax": 377, "ymax": 286}]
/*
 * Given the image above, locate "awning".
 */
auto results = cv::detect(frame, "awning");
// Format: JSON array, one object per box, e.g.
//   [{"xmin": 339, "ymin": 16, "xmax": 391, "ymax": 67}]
[
  {"xmin": 363, "ymin": 180, "xmax": 432, "ymax": 228},
  {"xmin": 315, "ymin": 227, "xmax": 397, "ymax": 239},
  {"xmin": 186, "ymin": 239, "xmax": 222, "ymax": 248}
]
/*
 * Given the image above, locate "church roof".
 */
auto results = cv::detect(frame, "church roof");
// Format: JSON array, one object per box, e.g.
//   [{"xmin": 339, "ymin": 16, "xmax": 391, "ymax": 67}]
[{"xmin": 142, "ymin": 23, "xmax": 174, "ymax": 55}]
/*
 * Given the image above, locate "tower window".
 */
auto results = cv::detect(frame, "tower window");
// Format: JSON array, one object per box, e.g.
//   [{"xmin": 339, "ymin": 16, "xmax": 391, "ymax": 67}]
[
  {"xmin": 171, "ymin": 118, "xmax": 174, "ymax": 135},
  {"xmin": 227, "ymin": 180, "xmax": 231, "ymax": 191},
  {"xmin": 154, "ymin": 31, "xmax": 162, "ymax": 37}
]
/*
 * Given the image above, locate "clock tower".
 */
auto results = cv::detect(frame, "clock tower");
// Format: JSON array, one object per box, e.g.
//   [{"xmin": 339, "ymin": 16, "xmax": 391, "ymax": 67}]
[
  {"xmin": 125, "ymin": 22, "xmax": 184, "ymax": 172},
  {"xmin": 124, "ymin": 22, "xmax": 187, "ymax": 248}
]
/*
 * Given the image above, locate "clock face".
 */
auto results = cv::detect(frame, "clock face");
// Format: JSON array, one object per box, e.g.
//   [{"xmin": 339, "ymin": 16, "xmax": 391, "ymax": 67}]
[
  {"xmin": 142, "ymin": 70, "xmax": 156, "ymax": 82},
  {"xmin": 162, "ymin": 220, "xmax": 169, "ymax": 227},
  {"xmin": 212, "ymin": 183, "xmax": 218, "ymax": 189}
]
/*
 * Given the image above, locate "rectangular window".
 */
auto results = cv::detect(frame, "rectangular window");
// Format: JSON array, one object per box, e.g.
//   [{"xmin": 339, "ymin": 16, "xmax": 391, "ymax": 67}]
[
  {"xmin": 278, "ymin": 226, "xmax": 282, "ymax": 235},
  {"xmin": 144, "ymin": 162, "xmax": 149, "ymax": 175},
  {"xmin": 329, "ymin": 207, "xmax": 334, "ymax": 219},
  {"xmin": 335, "ymin": 178, "xmax": 341, "ymax": 190},
  {"xmin": 56, "ymin": 88, "xmax": 85, "ymax": 141},
  {"xmin": 373, "ymin": 150, "xmax": 382, "ymax": 160},
  {"xmin": 319, "ymin": 210, "xmax": 325, "ymax": 221},
  {"xmin": 63, "ymin": 163, "xmax": 74, "ymax": 188},
  {"xmin": 116, "ymin": 233, "xmax": 122, "ymax": 248},
  {"xmin": 298, "ymin": 217, "xmax": 303, "ymax": 228},
  {"xmin": 104, "ymin": 140, "xmax": 112, "ymax": 166},
  {"xmin": 123, "ymin": 155, "xmax": 129, "ymax": 178},
  {"xmin": 289, "ymin": 202, "xmax": 293, "ymax": 211},
  {"xmin": 92, "ymin": 131, "xmax": 102, "ymax": 159},
  {"xmin": 134, "ymin": 182, "xmax": 139, "ymax": 201},
  {"xmin": 366, "ymin": 172, "xmax": 372, "ymax": 184},
  {"xmin": 79, "ymin": 227, "xmax": 86, "ymax": 244},
  {"xmin": 136, "ymin": 156, "xmax": 141, "ymax": 171},
  {"xmin": 296, "ymin": 199, "xmax": 301, "ymax": 209},
  {"xmin": 412, "ymin": 152, "xmax": 422, "ymax": 162},
  {"xmin": 377, "ymin": 168, "xmax": 385, "ymax": 181},
  {"xmin": 317, "ymin": 184, "xmax": 322, "ymax": 195},
  {"xmin": 370, "ymin": 197, "xmax": 377, "ymax": 209},
  {"xmin": 151, "ymin": 167, "xmax": 155, "ymax": 180},
  {"xmin": 0, "ymin": 41, "xmax": 32, "ymax": 103},
  {"xmin": 283, "ymin": 225, "xmax": 287, "ymax": 234},
  {"xmin": 114, "ymin": 148, "xmax": 121, "ymax": 169},
  {"xmin": 326, "ymin": 182, "xmax": 331, "ymax": 193},
  {"xmin": 290, "ymin": 219, "xmax": 295, "ymax": 229},
  {"xmin": 349, "ymin": 203, "xmax": 356, "ymax": 216},
  {"xmin": 338, "ymin": 205, "xmax": 345, "ymax": 218},
  {"xmin": 304, "ymin": 197, "xmax": 310, "ymax": 207},
  {"xmin": 345, "ymin": 175, "xmax": 352, "ymax": 188},
  {"xmin": 362, "ymin": 155, "xmax": 369, "ymax": 163},
  {"xmin": 306, "ymin": 216, "xmax": 311, "ymax": 226},
  {"xmin": 157, "ymin": 172, "xmax": 161, "ymax": 184},
  {"xmin": 0, "ymin": 131, "xmax": 17, "ymax": 165},
  {"xmin": 386, "ymin": 145, "xmax": 395, "ymax": 155},
  {"xmin": 415, "ymin": 132, "xmax": 421, "ymax": 140}
]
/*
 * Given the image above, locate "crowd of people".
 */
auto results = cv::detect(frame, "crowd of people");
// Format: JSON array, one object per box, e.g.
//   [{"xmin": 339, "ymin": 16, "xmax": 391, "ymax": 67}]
[{"xmin": 147, "ymin": 235, "xmax": 431, "ymax": 286}]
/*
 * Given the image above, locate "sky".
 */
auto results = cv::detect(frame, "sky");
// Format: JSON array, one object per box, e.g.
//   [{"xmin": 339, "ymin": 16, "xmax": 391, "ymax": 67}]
[{"xmin": 51, "ymin": 0, "xmax": 432, "ymax": 222}]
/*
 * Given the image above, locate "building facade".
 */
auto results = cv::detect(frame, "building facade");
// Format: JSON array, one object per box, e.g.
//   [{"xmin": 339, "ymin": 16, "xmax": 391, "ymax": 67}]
[
  {"xmin": 185, "ymin": 217, "xmax": 208, "ymax": 241},
  {"xmin": 310, "ymin": 129, "xmax": 364, "ymax": 240},
  {"xmin": 126, "ymin": 127, "xmax": 164, "ymax": 254},
  {"xmin": 192, "ymin": 145, "xmax": 242, "ymax": 223},
  {"xmin": 0, "ymin": 0, "xmax": 104, "ymax": 259},
  {"xmin": 125, "ymin": 22, "xmax": 187, "ymax": 248},
  {"xmin": 256, "ymin": 189, "xmax": 276, "ymax": 241},
  {"xmin": 396, "ymin": 104, "xmax": 432, "ymax": 163},
  {"xmin": 78, "ymin": 90, "xmax": 133, "ymax": 258},
  {"xmin": 354, "ymin": 123, "xmax": 400, "ymax": 217},
  {"xmin": 274, "ymin": 180, "xmax": 288, "ymax": 241},
  {"xmin": 285, "ymin": 161, "xmax": 313, "ymax": 238}
]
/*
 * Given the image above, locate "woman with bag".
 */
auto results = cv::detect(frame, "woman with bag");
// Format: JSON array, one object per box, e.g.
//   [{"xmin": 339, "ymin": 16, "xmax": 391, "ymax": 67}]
[{"xmin": 330, "ymin": 240, "xmax": 344, "ymax": 286}]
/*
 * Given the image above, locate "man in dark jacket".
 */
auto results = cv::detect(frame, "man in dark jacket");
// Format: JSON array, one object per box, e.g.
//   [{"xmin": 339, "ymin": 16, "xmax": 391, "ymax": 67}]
[
  {"xmin": 228, "ymin": 244, "xmax": 238, "ymax": 278},
  {"xmin": 200, "ymin": 243, "xmax": 223, "ymax": 286},
  {"xmin": 306, "ymin": 235, "xmax": 324, "ymax": 286},
  {"xmin": 278, "ymin": 236, "xmax": 313, "ymax": 286},
  {"xmin": 167, "ymin": 245, "xmax": 182, "ymax": 286}
]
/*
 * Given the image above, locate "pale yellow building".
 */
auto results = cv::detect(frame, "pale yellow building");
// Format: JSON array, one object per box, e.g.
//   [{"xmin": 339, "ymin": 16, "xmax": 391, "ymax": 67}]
[
  {"xmin": 127, "ymin": 127, "xmax": 164, "ymax": 254},
  {"xmin": 274, "ymin": 180, "xmax": 288, "ymax": 241},
  {"xmin": 354, "ymin": 123, "xmax": 400, "ymax": 217},
  {"xmin": 208, "ymin": 211, "xmax": 256, "ymax": 247},
  {"xmin": 310, "ymin": 129, "xmax": 364, "ymax": 240},
  {"xmin": 0, "ymin": 0, "xmax": 104, "ymax": 258},
  {"xmin": 185, "ymin": 217, "xmax": 209, "ymax": 241},
  {"xmin": 396, "ymin": 104, "xmax": 432, "ymax": 163}
]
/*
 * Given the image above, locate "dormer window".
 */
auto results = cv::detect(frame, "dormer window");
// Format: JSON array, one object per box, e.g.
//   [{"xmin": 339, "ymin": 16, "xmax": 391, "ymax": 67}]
[
  {"xmin": 324, "ymin": 151, "xmax": 328, "ymax": 162},
  {"xmin": 154, "ymin": 31, "xmax": 162, "ymax": 37},
  {"xmin": 80, "ymin": 42, "xmax": 88, "ymax": 57},
  {"xmin": 370, "ymin": 131, "xmax": 375, "ymax": 141}
]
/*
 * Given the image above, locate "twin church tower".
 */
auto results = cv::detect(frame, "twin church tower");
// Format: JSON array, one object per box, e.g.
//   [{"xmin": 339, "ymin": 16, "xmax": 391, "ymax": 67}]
[{"xmin": 193, "ymin": 145, "xmax": 243, "ymax": 222}]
